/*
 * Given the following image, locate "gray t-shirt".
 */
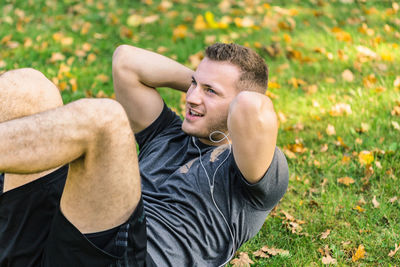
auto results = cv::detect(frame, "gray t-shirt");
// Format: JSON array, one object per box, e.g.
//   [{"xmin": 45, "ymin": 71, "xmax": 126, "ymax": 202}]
[{"xmin": 136, "ymin": 103, "xmax": 289, "ymax": 266}]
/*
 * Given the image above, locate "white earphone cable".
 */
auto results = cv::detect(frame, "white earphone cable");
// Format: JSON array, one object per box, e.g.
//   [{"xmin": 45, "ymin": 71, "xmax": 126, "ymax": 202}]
[{"xmin": 192, "ymin": 132, "xmax": 236, "ymax": 267}]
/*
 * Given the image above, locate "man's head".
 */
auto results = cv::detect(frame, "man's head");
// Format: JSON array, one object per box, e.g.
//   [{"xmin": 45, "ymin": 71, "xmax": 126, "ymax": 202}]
[
  {"xmin": 205, "ymin": 43, "xmax": 268, "ymax": 94},
  {"xmin": 182, "ymin": 43, "xmax": 268, "ymax": 145}
]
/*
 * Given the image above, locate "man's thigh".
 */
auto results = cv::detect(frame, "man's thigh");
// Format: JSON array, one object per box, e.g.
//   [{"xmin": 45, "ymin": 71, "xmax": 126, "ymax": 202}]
[{"xmin": 42, "ymin": 197, "xmax": 154, "ymax": 267}]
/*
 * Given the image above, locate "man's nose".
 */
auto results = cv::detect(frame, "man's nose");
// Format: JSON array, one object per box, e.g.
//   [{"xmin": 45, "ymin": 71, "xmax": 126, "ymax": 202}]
[{"xmin": 186, "ymin": 86, "xmax": 202, "ymax": 106}]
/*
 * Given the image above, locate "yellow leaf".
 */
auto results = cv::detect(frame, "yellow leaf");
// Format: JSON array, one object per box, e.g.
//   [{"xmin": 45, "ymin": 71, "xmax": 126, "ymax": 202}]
[
  {"xmin": 352, "ymin": 244, "xmax": 366, "ymax": 262},
  {"xmin": 363, "ymin": 74, "xmax": 377, "ymax": 87},
  {"xmin": 268, "ymin": 81, "xmax": 281, "ymax": 89},
  {"xmin": 69, "ymin": 78, "xmax": 77, "ymax": 92},
  {"xmin": 380, "ymin": 51, "xmax": 394, "ymax": 61},
  {"xmin": 87, "ymin": 53, "xmax": 97, "ymax": 63},
  {"xmin": 337, "ymin": 177, "xmax": 355, "ymax": 186},
  {"xmin": 353, "ymin": 205, "xmax": 365, "ymax": 212},
  {"xmin": 127, "ymin": 14, "xmax": 142, "ymax": 27},
  {"xmin": 194, "ymin": 15, "xmax": 207, "ymax": 31},
  {"xmin": 341, "ymin": 155, "xmax": 351, "ymax": 164},
  {"xmin": 172, "ymin": 24, "xmax": 187, "ymax": 40},
  {"xmin": 81, "ymin": 22, "xmax": 91, "ymax": 35},
  {"xmin": 358, "ymin": 151, "xmax": 374, "ymax": 165},
  {"xmin": 205, "ymin": 11, "xmax": 219, "ymax": 29},
  {"xmin": 95, "ymin": 74, "xmax": 109, "ymax": 83}
]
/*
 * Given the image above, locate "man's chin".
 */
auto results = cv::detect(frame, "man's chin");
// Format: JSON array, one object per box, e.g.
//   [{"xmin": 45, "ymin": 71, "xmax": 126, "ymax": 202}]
[{"xmin": 181, "ymin": 122, "xmax": 205, "ymax": 138}]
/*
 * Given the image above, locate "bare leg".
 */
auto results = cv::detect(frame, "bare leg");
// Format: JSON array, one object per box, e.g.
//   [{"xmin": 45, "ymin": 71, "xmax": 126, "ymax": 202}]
[
  {"xmin": 0, "ymin": 69, "xmax": 140, "ymax": 233},
  {"xmin": 0, "ymin": 68, "xmax": 63, "ymax": 191}
]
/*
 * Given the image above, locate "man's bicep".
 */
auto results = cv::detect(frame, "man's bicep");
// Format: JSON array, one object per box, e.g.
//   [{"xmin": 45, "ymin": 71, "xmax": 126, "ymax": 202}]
[{"xmin": 228, "ymin": 91, "xmax": 278, "ymax": 184}]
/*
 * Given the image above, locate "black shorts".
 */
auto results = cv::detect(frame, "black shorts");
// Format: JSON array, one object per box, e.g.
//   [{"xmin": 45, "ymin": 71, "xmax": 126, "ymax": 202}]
[{"xmin": 0, "ymin": 166, "xmax": 155, "ymax": 267}]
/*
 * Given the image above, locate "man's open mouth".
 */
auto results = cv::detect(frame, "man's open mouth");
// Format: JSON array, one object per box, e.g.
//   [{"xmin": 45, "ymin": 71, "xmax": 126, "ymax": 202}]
[{"xmin": 189, "ymin": 109, "xmax": 204, "ymax": 117}]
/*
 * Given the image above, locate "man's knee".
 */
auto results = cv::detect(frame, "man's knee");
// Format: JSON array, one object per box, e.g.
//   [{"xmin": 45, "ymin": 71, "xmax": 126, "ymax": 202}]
[
  {"xmin": 0, "ymin": 68, "xmax": 63, "ymax": 122},
  {"xmin": 74, "ymin": 98, "xmax": 133, "ymax": 140}
]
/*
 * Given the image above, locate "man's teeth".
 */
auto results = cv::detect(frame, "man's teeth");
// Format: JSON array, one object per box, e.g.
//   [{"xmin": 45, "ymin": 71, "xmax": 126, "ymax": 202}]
[{"xmin": 190, "ymin": 110, "xmax": 203, "ymax": 116}]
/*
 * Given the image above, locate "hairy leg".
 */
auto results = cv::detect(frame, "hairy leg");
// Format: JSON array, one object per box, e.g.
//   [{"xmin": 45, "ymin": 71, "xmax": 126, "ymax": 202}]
[
  {"xmin": 0, "ymin": 68, "xmax": 63, "ymax": 191},
  {"xmin": 0, "ymin": 69, "xmax": 140, "ymax": 233}
]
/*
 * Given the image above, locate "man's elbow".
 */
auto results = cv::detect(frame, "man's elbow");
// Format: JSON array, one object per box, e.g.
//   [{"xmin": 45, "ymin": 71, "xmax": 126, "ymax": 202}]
[
  {"xmin": 113, "ymin": 45, "xmax": 132, "ymax": 72},
  {"xmin": 228, "ymin": 91, "xmax": 277, "ymax": 132}
]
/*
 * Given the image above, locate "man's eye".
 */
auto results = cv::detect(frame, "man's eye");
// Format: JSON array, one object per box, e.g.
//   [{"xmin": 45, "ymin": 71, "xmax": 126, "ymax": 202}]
[{"xmin": 206, "ymin": 88, "xmax": 216, "ymax": 94}]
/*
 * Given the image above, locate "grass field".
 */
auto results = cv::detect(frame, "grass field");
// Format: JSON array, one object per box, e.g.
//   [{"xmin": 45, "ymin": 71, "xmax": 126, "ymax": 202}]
[{"xmin": 1, "ymin": 0, "xmax": 400, "ymax": 265}]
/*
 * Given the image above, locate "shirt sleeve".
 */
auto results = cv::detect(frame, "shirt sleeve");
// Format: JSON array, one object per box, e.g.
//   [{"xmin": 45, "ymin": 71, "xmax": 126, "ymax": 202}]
[
  {"xmin": 236, "ymin": 147, "xmax": 289, "ymax": 211},
  {"xmin": 135, "ymin": 102, "xmax": 182, "ymax": 150}
]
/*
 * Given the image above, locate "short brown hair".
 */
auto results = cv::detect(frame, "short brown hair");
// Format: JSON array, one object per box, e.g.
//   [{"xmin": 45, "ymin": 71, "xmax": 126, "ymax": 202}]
[{"xmin": 205, "ymin": 43, "xmax": 268, "ymax": 93}]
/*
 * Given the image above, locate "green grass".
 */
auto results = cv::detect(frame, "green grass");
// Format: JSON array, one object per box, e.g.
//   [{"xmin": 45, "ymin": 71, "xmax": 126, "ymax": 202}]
[{"xmin": 1, "ymin": 0, "xmax": 400, "ymax": 265}]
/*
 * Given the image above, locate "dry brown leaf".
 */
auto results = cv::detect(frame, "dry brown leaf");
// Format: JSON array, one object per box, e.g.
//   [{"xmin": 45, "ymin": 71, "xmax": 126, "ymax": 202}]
[
  {"xmin": 329, "ymin": 103, "xmax": 352, "ymax": 116},
  {"xmin": 372, "ymin": 196, "xmax": 380, "ymax": 208},
  {"xmin": 322, "ymin": 254, "xmax": 337, "ymax": 265},
  {"xmin": 50, "ymin": 52, "xmax": 65, "ymax": 62},
  {"xmin": 261, "ymin": 246, "xmax": 290, "ymax": 256},
  {"xmin": 352, "ymin": 244, "xmax": 366, "ymax": 262},
  {"xmin": 337, "ymin": 177, "xmax": 355, "ymax": 186},
  {"xmin": 326, "ymin": 124, "xmax": 336, "ymax": 136},
  {"xmin": 342, "ymin": 69, "xmax": 354, "ymax": 82},
  {"xmin": 320, "ymin": 229, "xmax": 331, "ymax": 239},
  {"xmin": 253, "ymin": 250, "xmax": 269, "ymax": 258},
  {"xmin": 230, "ymin": 252, "xmax": 254, "ymax": 267},
  {"xmin": 388, "ymin": 243, "xmax": 400, "ymax": 257}
]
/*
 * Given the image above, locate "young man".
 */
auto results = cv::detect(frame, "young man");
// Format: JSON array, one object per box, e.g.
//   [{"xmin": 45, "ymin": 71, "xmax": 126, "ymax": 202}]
[
  {"xmin": 112, "ymin": 43, "xmax": 289, "ymax": 266},
  {"xmin": 0, "ymin": 43, "xmax": 288, "ymax": 267}
]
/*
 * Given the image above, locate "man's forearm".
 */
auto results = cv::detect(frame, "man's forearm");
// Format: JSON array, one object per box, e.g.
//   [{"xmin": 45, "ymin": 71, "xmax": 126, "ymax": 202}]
[{"xmin": 113, "ymin": 45, "xmax": 193, "ymax": 92}]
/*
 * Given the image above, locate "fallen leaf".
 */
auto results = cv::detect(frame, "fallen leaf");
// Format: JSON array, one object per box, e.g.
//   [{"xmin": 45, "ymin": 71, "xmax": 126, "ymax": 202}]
[
  {"xmin": 352, "ymin": 244, "xmax": 366, "ymax": 262},
  {"xmin": 230, "ymin": 252, "xmax": 254, "ymax": 266},
  {"xmin": 50, "ymin": 52, "xmax": 65, "ymax": 62},
  {"xmin": 358, "ymin": 150, "xmax": 374, "ymax": 165},
  {"xmin": 394, "ymin": 76, "xmax": 400, "ymax": 88},
  {"xmin": 372, "ymin": 196, "xmax": 380, "ymax": 208},
  {"xmin": 172, "ymin": 24, "xmax": 187, "ymax": 40},
  {"xmin": 253, "ymin": 250, "xmax": 269, "ymax": 258},
  {"xmin": 329, "ymin": 103, "xmax": 352, "ymax": 116},
  {"xmin": 261, "ymin": 246, "xmax": 290, "ymax": 256},
  {"xmin": 326, "ymin": 124, "xmax": 336, "ymax": 136},
  {"xmin": 322, "ymin": 254, "xmax": 337, "ymax": 265},
  {"xmin": 320, "ymin": 229, "xmax": 331, "ymax": 239},
  {"xmin": 392, "ymin": 121, "xmax": 400, "ymax": 131},
  {"xmin": 95, "ymin": 74, "xmax": 109, "ymax": 83},
  {"xmin": 353, "ymin": 205, "xmax": 365, "ymax": 212},
  {"xmin": 388, "ymin": 243, "xmax": 400, "ymax": 257},
  {"xmin": 342, "ymin": 69, "xmax": 354, "ymax": 82},
  {"xmin": 337, "ymin": 177, "xmax": 355, "ymax": 186}
]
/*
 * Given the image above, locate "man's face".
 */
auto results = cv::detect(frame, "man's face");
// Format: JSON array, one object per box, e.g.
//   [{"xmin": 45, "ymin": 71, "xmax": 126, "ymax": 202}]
[{"xmin": 182, "ymin": 57, "xmax": 240, "ymax": 145}]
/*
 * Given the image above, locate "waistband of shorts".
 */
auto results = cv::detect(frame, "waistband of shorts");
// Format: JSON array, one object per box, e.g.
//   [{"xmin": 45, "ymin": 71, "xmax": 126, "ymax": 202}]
[{"xmin": 0, "ymin": 164, "xmax": 68, "ymax": 203}]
